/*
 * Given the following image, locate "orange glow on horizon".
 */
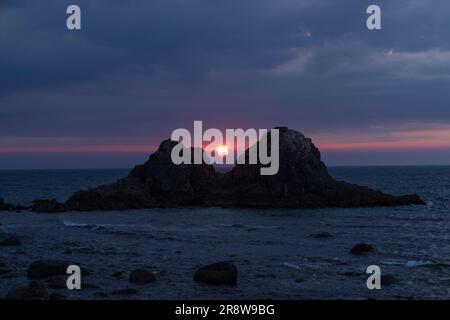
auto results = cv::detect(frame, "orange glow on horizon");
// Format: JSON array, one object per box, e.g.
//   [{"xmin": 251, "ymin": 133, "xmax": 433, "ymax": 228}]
[
  {"xmin": 0, "ymin": 145, "xmax": 156, "ymax": 154},
  {"xmin": 1, "ymin": 140, "xmax": 449, "ymax": 154},
  {"xmin": 216, "ymin": 145, "xmax": 229, "ymax": 157},
  {"xmin": 2, "ymin": 126, "xmax": 450, "ymax": 155},
  {"xmin": 318, "ymin": 140, "xmax": 450, "ymax": 151}
]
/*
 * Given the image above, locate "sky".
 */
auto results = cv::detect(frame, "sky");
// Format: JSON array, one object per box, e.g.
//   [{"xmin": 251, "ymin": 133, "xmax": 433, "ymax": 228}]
[{"xmin": 1, "ymin": 0, "xmax": 450, "ymax": 169}]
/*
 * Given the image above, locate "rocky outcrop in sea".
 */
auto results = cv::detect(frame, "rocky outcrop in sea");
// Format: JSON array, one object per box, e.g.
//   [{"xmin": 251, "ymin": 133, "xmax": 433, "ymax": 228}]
[
  {"xmin": 0, "ymin": 199, "xmax": 16, "ymax": 211},
  {"xmin": 62, "ymin": 127, "xmax": 425, "ymax": 211}
]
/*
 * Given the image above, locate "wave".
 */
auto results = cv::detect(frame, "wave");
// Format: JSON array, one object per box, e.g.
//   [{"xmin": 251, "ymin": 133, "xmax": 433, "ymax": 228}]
[
  {"xmin": 63, "ymin": 221, "xmax": 152, "ymax": 229},
  {"xmin": 63, "ymin": 221, "xmax": 106, "ymax": 231},
  {"xmin": 214, "ymin": 223, "xmax": 283, "ymax": 230},
  {"xmin": 405, "ymin": 260, "xmax": 434, "ymax": 268},
  {"xmin": 382, "ymin": 259, "xmax": 450, "ymax": 268},
  {"xmin": 282, "ymin": 262, "xmax": 302, "ymax": 270}
]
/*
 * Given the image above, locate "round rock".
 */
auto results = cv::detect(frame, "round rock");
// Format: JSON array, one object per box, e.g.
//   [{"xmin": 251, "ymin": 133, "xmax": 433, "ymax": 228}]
[
  {"xmin": 6, "ymin": 281, "xmax": 49, "ymax": 300},
  {"xmin": 129, "ymin": 269, "xmax": 156, "ymax": 284},
  {"xmin": 350, "ymin": 243, "xmax": 375, "ymax": 255},
  {"xmin": 27, "ymin": 260, "xmax": 70, "ymax": 279},
  {"xmin": 194, "ymin": 261, "xmax": 238, "ymax": 285}
]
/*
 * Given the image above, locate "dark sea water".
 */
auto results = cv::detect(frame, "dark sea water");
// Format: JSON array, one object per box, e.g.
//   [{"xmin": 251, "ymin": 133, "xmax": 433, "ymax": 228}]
[{"xmin": 1, "ymin": 166, "xmax": 450, "ymax": 299}]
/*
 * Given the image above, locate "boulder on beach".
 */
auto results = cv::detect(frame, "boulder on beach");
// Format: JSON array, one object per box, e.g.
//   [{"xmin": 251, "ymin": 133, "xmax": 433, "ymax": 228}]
[
  {"xmin": 129, "ymin": 269, "xmax": 156, "ymax": 284},
  {"xmin": 27, "ymin": 260, "xmax": 71, "ymax": 279},
  {"xmin": 6, "ymin": 281, "xmax": 49, "ymax": 300},
  {"xmin": 57, "ymin": 127, "xmax": 425, "ymax": 210},
  {"xmin": 350, "ymin": 243, "xmax": 375, "ymax": 255},
  {"xmin": 194, "ymin": 261, "xmax": 238, "ymax": 285}
]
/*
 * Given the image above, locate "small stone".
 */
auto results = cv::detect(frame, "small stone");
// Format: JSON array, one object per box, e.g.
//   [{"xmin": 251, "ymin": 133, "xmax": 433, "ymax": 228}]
[
  {"xmin": 6, "ymin": 281, "xmax": 49, "ymax": 300},
  {"xmin": 194, "ymin": 261, "xmax": 238, "ymax": 286},
  {"xmin": 350, "ymin": 243, "xmax": 375, "ymax": 255},
  {"xmin": 129, "ymin": 269, "xmax": 156, "ymax": 284},
  {"xmin": 27, "ymin": 260, "xmax": 70, "ymax": 279}
]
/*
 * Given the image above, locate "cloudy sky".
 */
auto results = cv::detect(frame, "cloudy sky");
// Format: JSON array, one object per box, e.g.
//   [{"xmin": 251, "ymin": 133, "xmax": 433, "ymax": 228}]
[{"xmin": 1, "ymin": 0, "xmax": 450, "ymax": 169}]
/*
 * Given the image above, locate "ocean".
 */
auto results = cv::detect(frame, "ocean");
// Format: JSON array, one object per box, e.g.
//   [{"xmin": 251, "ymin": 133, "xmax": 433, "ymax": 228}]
[{"xmin": 1, "ymin": 166, "xmax": 450, "ymax": 299}]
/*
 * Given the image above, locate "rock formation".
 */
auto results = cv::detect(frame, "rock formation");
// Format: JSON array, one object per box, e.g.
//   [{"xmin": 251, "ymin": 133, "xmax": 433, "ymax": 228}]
[
  {"xmin": 6, "ymin": 281, "xmax": 49, "ymax": 300},
  {"xmin": 57, "ymin": 127, "xmax": 426, "ymax": 211},
  {"xmin": 193, "ymin": 261, "xmax": 238, "ymax": 285},
  {"xmin": 27, "ymin": 260, "xmax": 72, "ymax": 279},
  {"xmin": 0, "ymin": 199, "xmax": 15, "ymax": 211},
  {"xmin": 129, "ymin": 269, "xmax": 157, "ymax": 284}
]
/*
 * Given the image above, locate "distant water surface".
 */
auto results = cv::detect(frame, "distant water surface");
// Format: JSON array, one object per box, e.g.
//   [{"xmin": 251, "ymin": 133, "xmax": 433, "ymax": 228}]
[{"xmin": 0, "ymin": 169, "xmax": 128, "ymax": 205}]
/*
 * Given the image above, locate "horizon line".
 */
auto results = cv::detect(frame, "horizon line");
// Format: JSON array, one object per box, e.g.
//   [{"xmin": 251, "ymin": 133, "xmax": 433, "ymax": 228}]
[
  {"xmin": 1, "ymin": 140, "xmax": 450, "ymax": 154},
  {"xmin": 1, "ymin": 164, "xmax": 450, "ymax": 171}
]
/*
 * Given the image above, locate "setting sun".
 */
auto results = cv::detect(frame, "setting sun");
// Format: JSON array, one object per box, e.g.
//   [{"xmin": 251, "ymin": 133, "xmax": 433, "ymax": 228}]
[{"xmin": 216, "ymin": 144, "xmax": 229, "ymax": 157}]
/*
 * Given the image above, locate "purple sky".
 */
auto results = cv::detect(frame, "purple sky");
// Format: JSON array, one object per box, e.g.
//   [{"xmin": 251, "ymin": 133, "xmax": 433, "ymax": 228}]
[{"xmin": 1, "ymin": 0, "xmax": 450, "ymax": 169}]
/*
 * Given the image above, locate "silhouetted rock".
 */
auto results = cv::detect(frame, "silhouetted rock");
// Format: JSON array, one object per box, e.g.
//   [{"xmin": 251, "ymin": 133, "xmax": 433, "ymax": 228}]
[
  {"xmin": 31, "ymin": 199, "xmax": 65, "ymax": 213},
  {"xmin": 129, "ymin": 269, "xmax": 156, "ymax": 284},
  {"xmin": 6, "ymin": 281, "xmax": 49, "ymax": 300},
  {"xmin": 66, "ymin": 139, "xmax": 216, "ymax": 210},
  {"xmin": 350, "ymin": 243, "xmax": 375, "ymax": 255},
  {"xmin": 194, "ymin": 261, "xmax": 238, "ymax": 285},
  {"xmin": 63, "ymin": 127, "xmax": 426, "ymax": 210},
  {"xmin": 0, "ymin": 199, "xmax": 15, "ymax": 211},
  {"xmin": 14, "ymin": 205, "xmax": 29, "ymax": 211},
  {"xmin": 0, "ymin": 234, "xmax": 22, "ymax": 246},
  {"xmin": 27, "ymin": 260, "xmax": 70, "ymax": 279}
]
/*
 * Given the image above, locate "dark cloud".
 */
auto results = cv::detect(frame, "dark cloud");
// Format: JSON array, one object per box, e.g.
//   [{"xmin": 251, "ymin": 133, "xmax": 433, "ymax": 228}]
[{"xmin": 1, "ymin": 0, "xmax": 450, "ymax": 167}]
